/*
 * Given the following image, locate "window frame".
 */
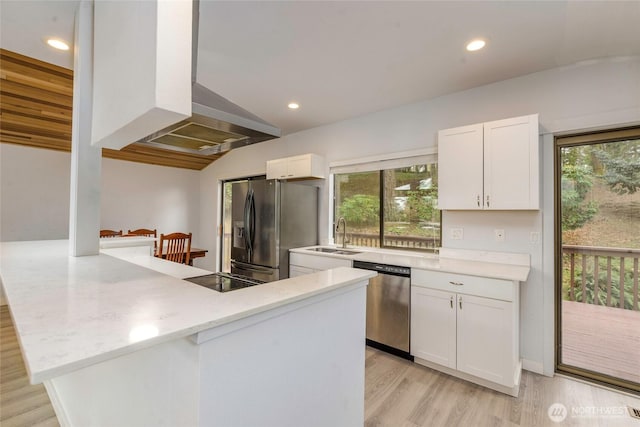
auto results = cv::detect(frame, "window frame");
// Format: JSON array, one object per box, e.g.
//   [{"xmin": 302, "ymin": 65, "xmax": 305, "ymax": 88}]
[{"xmin": 331, "ymin": 160, "xmax": 441, "ymax": 253}]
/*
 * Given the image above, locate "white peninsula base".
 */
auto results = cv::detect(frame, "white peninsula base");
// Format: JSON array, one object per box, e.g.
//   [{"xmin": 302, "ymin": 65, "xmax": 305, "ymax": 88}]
[{"xmin": 44, "ymin": 281, "xmax": 367, "ymax": 427}]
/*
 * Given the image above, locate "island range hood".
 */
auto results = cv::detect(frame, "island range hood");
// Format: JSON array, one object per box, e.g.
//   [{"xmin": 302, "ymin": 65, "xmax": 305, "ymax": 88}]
[{"xmin": 136, "ymin": 1, "xmax": 281, "ymax": 156}]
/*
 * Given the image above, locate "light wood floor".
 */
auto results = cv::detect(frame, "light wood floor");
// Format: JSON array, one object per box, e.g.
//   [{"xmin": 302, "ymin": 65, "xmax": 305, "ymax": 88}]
[
  {"xmin": 0, "ymin": 306, "xmax": 58, "ymax": 426},
  {"xmin": 365, "ymin": 347, "xmax": 640, "ymax": 427},
  {"xmin": 562, "ymin": 301, "xmax": 640, "ymax": 384},
  {"xmin": 1, "ymin": 305, "xmax": 638, "ymax": 427}
]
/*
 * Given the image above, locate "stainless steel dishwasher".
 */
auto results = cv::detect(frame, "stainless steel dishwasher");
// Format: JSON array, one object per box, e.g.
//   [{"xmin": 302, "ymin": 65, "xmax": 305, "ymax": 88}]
[{"xmin": 353, "ymin": 260, "xmax": 412, "ymax": 360}]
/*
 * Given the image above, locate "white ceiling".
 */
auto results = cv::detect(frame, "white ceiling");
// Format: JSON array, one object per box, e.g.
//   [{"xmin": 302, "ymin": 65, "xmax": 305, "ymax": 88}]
[{"xmin": 2, "ymin": 1, "xmax": 640, "ymax": 136}]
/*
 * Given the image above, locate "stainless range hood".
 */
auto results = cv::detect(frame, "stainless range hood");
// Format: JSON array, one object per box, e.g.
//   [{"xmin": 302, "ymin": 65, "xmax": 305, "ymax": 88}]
[{"xmin": 136, "ymin": 1, "xmax": 280, "ymax": 155}]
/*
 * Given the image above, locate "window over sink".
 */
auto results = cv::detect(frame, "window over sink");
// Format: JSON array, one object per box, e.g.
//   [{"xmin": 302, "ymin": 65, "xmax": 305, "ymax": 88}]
[{"xmin": 332, "ymin": 155, "xmax": 440, "ymax": 252}]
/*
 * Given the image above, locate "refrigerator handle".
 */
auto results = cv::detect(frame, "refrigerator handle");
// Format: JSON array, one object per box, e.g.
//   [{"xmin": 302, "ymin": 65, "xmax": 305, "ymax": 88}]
[
  {"xmin": 249, "ymin": 189, "xmax": 256, "ymax": 254},
  {"xmin": 243, "ymin": 189, "xmax": 253, "ymax": 260}
]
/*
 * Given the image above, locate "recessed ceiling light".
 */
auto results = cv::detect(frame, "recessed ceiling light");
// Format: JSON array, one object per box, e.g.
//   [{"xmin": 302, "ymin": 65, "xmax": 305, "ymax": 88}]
[
  {"xmin": 466, "ymin": 39, "xmax": 486, "ymax": 52},
  {"xmin": 288, "ymin": 102, "xmax": 300, "ymax": 110},
  {"xmin": 46, "ymin": 38, "xmax": 70, "ymax": 51}
]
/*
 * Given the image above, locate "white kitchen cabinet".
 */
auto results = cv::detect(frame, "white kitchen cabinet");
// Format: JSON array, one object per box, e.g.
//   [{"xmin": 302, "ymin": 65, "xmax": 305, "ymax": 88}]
[
  {"xmin": 266, "ymin": 158, "xmax": 288, "ymax": 180},
  {"xmin": 437, "ymin": 114, "xmax": 539, "ymax": 210},
  {"xmin": 289, "ymin": 252, "xmax": 352, "ymax": 276},
  {"xmin": 411, "ymin": 269, "xmax": 521, "ymax": 396},
  {"xmin": 411, "ymin": 286, "xmax": 456, "ymax": 369},
  {"xmin": 456, "ymin": 293, "xmax": 513, "ymax": 385},
  {"xmin": 437, "ymin": 123, "xmax": 484, "ymax": 210},
  {"xmin": 267, "ymin": 154, "xmax": 325, "ymax": 180}
]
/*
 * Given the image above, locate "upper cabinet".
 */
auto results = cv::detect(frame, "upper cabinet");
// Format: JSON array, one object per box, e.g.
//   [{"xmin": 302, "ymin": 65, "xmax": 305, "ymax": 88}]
[
  {"xmin": 437, "ymin": 114, "xmax": 539, "ymax": 210},
  {"xmin": 91, "ymin": 1, "xmax": 192, "ymax": 150},
  {"xmin": 266, "ymin": 154, "xmax": 325, "ymax": 180}
]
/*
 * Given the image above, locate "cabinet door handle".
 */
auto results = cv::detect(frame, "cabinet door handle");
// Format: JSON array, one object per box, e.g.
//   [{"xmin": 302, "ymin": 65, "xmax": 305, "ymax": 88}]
[
  {"xmin": 459, "ymin": 296, "xmax": 462, "ymax": 309},
  {"xmin": 449, "ymin": 281, "xmax": 464, "ymax": 286},
  {"xmin": 477, "ymin": 195, "xmax": 480, "ymax": 207},
  {"xmin": 450, "ymin": 296, "xmax": 453, "ymax": 308},
  {"xmin": 486, "ymin": 195, "xmax": 490, "ymax": 207}
]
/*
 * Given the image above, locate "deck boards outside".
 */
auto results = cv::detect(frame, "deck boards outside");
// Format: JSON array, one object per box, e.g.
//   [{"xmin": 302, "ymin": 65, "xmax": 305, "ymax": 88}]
[{"xmin": 561, "ymin": 300, "xmax": 640, "ymax": 384}]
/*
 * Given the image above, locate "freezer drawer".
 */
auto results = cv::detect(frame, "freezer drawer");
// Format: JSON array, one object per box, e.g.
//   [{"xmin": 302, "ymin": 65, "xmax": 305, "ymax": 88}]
[{"xmin": 231, "ymin": 260, "xmax": 280, "ymax": 283}]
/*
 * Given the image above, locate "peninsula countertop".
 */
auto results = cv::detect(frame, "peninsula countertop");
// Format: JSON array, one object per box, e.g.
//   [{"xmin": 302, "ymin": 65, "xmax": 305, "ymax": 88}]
[{"xmin": 0, "ymin": 240, "xmax": 375, "ymax": 384}]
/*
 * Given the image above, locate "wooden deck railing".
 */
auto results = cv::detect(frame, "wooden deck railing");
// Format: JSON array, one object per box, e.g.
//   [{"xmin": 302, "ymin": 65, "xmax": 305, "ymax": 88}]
[
  {"xmin": 348, "ymin": 232, "xmax": 439, "ymax": 251},
  {"xmin": 563, "ymin": 245, "xmax": 640, "ymax": 311}
]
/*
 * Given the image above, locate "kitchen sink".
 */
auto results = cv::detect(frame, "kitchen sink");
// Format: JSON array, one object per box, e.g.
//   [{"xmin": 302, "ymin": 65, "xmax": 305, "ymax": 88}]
[{"xmin": 307, "ymin": 247, "xmax": 362, "ymax": 255}]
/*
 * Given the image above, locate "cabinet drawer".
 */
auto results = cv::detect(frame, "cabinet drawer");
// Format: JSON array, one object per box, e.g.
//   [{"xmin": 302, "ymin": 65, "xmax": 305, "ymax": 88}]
[
  {"xmin": 290, "ymin": 252, "xmax": 352, "ymax": 271},
  {"xmin": 412, "ymin": 269, "xmax": 515, "ymax": 302}
]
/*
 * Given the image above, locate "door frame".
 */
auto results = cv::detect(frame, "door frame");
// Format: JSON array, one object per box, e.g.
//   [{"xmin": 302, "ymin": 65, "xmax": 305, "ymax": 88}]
[{"xmin": 554, "ymin": 126, "xmax": 640, "ymax": 393}]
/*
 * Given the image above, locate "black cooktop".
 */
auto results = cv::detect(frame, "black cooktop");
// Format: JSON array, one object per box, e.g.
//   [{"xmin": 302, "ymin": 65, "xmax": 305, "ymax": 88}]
[{"xmin": 184, "ymin": 272, "xmax": 265, "ymax": 293}]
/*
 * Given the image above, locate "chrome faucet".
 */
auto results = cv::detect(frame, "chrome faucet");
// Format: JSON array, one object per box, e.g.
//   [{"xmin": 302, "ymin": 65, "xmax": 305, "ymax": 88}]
[{"xmin": 336, "ymin": 217, "xmax": 349, "ymax": 248}]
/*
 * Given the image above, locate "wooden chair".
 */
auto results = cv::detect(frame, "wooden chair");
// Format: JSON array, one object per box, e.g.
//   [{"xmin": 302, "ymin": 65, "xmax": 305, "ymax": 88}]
[
  {"xmin": 127, "ymin": 228, "xmax": 157, "ymax": 238},
  {"xmin": 127, "ymin": 228, "xmax": 158, "ymax": 252},
  {"xmin": 157, "ymin": 232, "xmax": 192, "ymax": 264},
  {"xmin": 100, "ymin": 229, "xmax": 122, "ymax": 238}
]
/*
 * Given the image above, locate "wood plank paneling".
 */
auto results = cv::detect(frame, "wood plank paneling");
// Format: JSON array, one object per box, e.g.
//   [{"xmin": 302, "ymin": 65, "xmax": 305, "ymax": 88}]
[{"xmin": 0, "ymin": 49, "xmax": 224, "ymax": 170}]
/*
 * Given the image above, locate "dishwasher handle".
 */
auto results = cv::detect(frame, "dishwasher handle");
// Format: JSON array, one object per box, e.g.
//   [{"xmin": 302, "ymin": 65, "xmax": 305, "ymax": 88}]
[{"xmin": 352, "ymin": 260, "xmax": 410, "ymax": 277}]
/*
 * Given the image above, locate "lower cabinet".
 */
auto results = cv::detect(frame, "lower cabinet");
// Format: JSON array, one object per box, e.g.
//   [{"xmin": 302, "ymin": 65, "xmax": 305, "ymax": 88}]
[
  {"xmin": 289, "ymin": 264, "xmax": 315, "ymax": 277},
  {"xmin": 411, "ymin": 269, "xmax": 521, "ymax": 396},
  {"xmin": 411, "ymin": 287, "xmax": 456, "ymax": 369},
  {"xmin": 289, "ymin": 252, "xmax": 352, "ymax": 277},
  {"xmin": 457, "ymin": 293, "xmax": 513, "ymax": 385}
]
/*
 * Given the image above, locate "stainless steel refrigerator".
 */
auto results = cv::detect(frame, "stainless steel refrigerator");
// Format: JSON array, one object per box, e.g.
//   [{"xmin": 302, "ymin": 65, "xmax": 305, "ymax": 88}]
[{"xmin": 231, "ymin": 178, "xmax": 318, "ymax": 282}]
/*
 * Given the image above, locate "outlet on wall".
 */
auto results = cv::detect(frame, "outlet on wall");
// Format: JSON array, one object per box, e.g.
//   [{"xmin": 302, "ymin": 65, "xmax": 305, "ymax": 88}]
[
  {"xmin": 530, "ymin": 231, "xmax": 540, "ymax": 243},
  {"xmin": 494, "ymin": 229, "xmax": 505, "ymax": 242},
  {"xmin": 450, "ymin": 228, "xmax": 463, "ymax": 240}
]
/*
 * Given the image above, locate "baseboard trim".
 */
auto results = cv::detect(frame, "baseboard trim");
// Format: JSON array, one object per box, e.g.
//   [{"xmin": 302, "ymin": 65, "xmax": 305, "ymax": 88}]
[{"xmin": 414, "ymin": 356, "xmax": 520, "ymax": 397}]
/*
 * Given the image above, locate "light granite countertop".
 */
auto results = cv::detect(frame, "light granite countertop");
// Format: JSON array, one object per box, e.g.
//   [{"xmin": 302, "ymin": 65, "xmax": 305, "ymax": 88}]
[
  {"xmin": 291, "ymin": 246, "xmax": 531, "ymax": 282},
  {"xmin": 0, "ymin": 240, "xmax": 375, "ymax": 384}
]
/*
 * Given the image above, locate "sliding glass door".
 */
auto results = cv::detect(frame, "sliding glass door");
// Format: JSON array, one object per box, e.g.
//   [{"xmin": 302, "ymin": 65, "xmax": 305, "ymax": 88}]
[{"xmin": 555, "ymin": 127, "xmax": 640, "ymax": 392}]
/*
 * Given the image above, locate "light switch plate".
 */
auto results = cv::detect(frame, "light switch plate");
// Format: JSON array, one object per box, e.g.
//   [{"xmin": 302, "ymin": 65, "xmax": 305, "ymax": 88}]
[{"xmin": 450, "ymin": 228, "xmax": 463, "ymax": 240}]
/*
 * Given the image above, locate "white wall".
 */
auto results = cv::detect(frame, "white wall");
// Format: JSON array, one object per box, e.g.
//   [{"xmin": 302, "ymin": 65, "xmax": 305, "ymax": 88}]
[
  {"xmin": 0, "ymin": 145, "xmax": 202, "ymax": 247},
  {"xmin": 1, "ymin": 144, "xmax": 71, "ymax": 241},
  {"xmin": 200, "ymin": 56, "xmax": 640, "ymax": 375},
  {"xmin": 100, "ymin": 158, "xmax": 200, "ymax": 243}
]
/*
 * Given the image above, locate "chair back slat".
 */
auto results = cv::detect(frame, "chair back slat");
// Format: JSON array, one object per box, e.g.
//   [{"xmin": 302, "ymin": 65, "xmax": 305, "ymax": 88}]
[
  {"xmin": 100, "ymin": 229, "xmax": 122, "ymax": 238},
  {"xmin": 158, "ymin": 232, "xmax": 192, "ymax": 265},
  {"xmin": 127, "ymin": 228, "xmax": 157, "ymax": 238}
]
